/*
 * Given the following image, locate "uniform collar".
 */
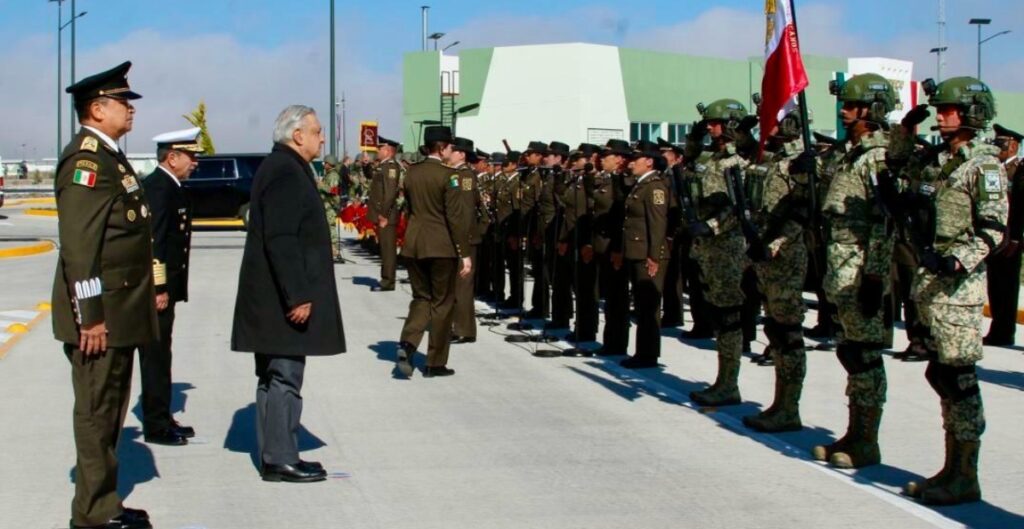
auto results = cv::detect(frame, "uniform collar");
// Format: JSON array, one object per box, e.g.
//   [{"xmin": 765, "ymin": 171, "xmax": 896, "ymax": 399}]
[
  {"xmin": 158, "ymin": 165, "xmax": 182, "ymax": 187},
  {"xmin": 82, "ymin": 126, "xmax": 120, "ymax": 153},
  {"xmin": 636, "ymin": 170, "xmax": 658, "ymax": 185}
]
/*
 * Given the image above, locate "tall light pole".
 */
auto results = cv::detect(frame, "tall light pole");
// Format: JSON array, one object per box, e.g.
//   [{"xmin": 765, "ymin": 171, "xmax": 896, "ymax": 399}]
[
  {"xmin": 70, "ymin": 0, "xmax": 77, "ymax": 138},
  {"xmin": 329, "ymin": 0, "xmax": 336, "ymax": 158},
  {"xmin": 428, "ymin": 32, "xmax": 445, "ymax": 51},
  {"xmin": 53, "ymin": 0, "xmax": 64, "ymax": 159},
  {"xmin": 421, "ymin": 6, "xmax": 429, "ymax": 51},
  {"xmin": 340, "ymin": 92, "xmax": 347, "ymax": 158},
  {"xmin": 929, "ymin": 46, "xmax": 947, "ymax": 81},
  {"xmin": 968, "ymin": 18, "xmax": 1010, "ymax": 80}
]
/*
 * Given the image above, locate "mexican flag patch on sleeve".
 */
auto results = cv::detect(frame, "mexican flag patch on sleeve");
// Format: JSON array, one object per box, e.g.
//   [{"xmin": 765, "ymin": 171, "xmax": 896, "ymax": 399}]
[{"xmin": 73, "ymin": 169, "xmax": 97, "ymax": 188}]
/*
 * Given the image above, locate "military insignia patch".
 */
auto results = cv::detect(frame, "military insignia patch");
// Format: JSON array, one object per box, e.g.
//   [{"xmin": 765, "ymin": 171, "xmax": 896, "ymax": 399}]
[
  {"xmin": 388, "ymin": 168, "xmax": 397, "ymax": 179},
  {"xmin": 983, "ymin": 167, "xmax": 1002, "ymax": 195},
  {"xmin": 127, "ymin": 210, "xmax": 137, "ymax": 222},
  {"xmin": 462, "ymin": 177, "xmax": 473, "ymax": 191},
  {"xmin": 653, "ymin": 189, "xmax": 666, "ymax": 205},
  {"xmin": 72, "ymin": 169, "xmax": 97, "ymax": 187},
  {"xmin": 449, "ymin": 174, "xmax": 459, "ymax": 188},
  {"xmin": 76, "ymin": 160, "xmax": 99, "ymax": 172},
  {"xmin": 121, "ymin": 175, "xmax": 139, "ymax": 193},
  {"xmin": 118, "ymin": 164, "xmax": 127, "ymax": 173},
  {"xmin": 80, "ymin": 137, "xmax": 99, "ymax": 153}
]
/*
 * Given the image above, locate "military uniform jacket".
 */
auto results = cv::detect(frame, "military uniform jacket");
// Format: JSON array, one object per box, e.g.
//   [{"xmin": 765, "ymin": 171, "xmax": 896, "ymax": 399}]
[
  {"xmin": 368, "ymin": 158, "xmax": 403, "ymax": 223},
  {"xmin": 908, "ymin": 142, "xmax": 1008, "ymax": 306},
  {"xmin": 318, "ymin": 167, "xmax": 343, "ymax": 213},
  {"xmin": 821, "ymin": 130, "xmax": 892, "ymax": 277},
  {"xmin": 51, "ymin": 128, "xmax": 159, "ymax": 347},
  {"xmin": 1004, "ymin": 158, "xmax": 1024, "ymax": 245},
  {"xmin": 559, "ymin": 169, "xmax": 593, "ymax": 248},
  {"xmin": 592, "ymin": 170, "xmax": 625, "ymax": 254},
  {"xmin": 495, "ymin": 170, "xmax": 521, "ymax": 231},
  {"xmin": 750, "ymin": 138, "xmax": 810, "ymax": 253},
  {"xmin": 623, "ymin": 171, "xmax": 670, "ymax": 262},
  {"xmin": 454, "ymin": 163, "xmax": 489, "ymax": 245},
  {"xmin": 691, "ymin": 144, "xmax": 748, "ymax": 237},
  {"xmin": 400, "ymin": 157, "xmax": 470, "ymax": 259},
  {"xmin": 520, "ymin": 167, "xmax": 543, "ymax": 234},
  {"xmin": 538, "ymin": 168, "xmax": 559, "ymax": 228},
  {"xmin": 231, "ymin": 143, "xmax": 346, "ymax": 357},
  {"xmin": 142, "ymin": 167, "xmax": 192, "ymax": 303}
]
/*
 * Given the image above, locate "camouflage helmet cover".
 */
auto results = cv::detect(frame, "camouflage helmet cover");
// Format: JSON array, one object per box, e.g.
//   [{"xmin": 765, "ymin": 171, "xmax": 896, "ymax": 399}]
[{"xmin": 924, "ymin": 76, "xmax": 996, "ymax": 130}]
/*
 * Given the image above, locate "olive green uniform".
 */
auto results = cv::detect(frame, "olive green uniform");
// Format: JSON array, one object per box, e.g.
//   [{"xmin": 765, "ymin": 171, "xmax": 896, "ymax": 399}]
[
  {"xmin": 559, "ymin": 167, "xmax": 598, "ymax": 341},
  {"xmin": 368, "ymin": 158, "xmax": 404, "ymax": 289},
  {"xmin": 622, "ymin": 171, "xmax": 670, "ymax": 361},
  {"xmin": 495, "ymin": 169, "xmax": 522, "ymax": 306},
  {"xmin": 53, "ymin": 129, "xmax": 159, "ymax": 526},
  {"xmin": 453, "ymin": 164, "xmax": 489, "ymax": 337},
  {"xmin": 593, "ymin": 170, "xmax": 630, "ymax": 353}
]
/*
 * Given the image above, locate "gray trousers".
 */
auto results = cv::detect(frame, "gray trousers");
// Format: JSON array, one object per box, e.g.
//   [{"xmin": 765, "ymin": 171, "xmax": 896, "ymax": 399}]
[{"xmin": 254, "ymin": 354, "xmax": 306, "ymax": 466}]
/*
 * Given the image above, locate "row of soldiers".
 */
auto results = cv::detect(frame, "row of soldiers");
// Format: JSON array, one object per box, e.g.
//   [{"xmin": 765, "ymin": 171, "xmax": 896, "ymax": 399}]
[{"xmin": 349, "ymin": 73, "xmax": 1010, "ymax": 507}]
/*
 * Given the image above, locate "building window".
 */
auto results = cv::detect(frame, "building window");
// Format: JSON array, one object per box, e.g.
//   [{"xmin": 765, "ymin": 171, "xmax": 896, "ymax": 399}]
[
  {"xmin": 666, "ymin": 123, "xmax": 689, "ymax": 144},
  {"xmin": 630, "ymin": 122, "xmax": 664, "ymax": 143}
]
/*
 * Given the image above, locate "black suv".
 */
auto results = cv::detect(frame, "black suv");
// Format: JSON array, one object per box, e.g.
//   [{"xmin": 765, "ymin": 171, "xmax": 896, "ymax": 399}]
[{"xmin": 180, "ymin": 153, "xmax": 266, "ymax": 226}]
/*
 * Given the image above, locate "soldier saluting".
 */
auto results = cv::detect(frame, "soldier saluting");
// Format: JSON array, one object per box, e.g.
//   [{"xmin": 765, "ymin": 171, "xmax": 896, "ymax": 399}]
[{"xmin": 53, "ymin": 61, "xmax": 156, "ymax": 529}]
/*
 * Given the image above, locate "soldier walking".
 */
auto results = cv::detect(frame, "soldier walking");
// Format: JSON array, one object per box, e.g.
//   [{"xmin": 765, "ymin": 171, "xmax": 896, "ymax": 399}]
[{"xmin": 367, "ymin": 137, "xmax": 404, "ymax": 291}]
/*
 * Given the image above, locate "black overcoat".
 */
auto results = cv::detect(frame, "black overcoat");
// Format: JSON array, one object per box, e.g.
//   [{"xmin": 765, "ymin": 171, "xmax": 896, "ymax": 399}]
[{"xmin": 231, "ymin": 143, "xmax": 346, "ymax": 356}]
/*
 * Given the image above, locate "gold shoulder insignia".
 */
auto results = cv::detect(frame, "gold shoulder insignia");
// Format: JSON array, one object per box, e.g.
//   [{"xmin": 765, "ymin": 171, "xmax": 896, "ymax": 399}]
[
  {"xmin": 81, "ymin": 137, "xmax": 99, "ymax": 153},
  {"xmin": 76, "ymin": 160, "xmax": 99, "ymax": 171},
  {"xmin": 653, "ymin": 189, "xmax": 666, "ymax": 205}
]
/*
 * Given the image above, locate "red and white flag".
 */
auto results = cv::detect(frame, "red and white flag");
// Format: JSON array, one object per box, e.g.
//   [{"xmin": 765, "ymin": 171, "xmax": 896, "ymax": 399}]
[{"xmin": 759, "ymin": 0, "xmax": 809, "ymax": 146}]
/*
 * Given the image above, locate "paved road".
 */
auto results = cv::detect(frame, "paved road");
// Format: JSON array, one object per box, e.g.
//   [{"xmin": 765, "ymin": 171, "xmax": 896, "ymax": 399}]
[{"xmin": 0, "ymin": 214, "xmax": 1021, "ymax": 529}]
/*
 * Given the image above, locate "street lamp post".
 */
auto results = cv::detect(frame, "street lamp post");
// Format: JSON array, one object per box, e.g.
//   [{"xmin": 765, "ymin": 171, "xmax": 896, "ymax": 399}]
[
  {"xmin": 929, "ymin": 46, "xmax": 948, "ymax": 81},
  {"xmin": 969, "ymin": 18, "xmax": 1011, "ymax": 81},
  {"xmin": 442, "ymin": 40, "xmax": 460, "ymax": 53},
  {"xmin": 70, "ymin": 0, "xmax": 77, "ymax": 138},
  {"xmin": 428, "ymin": 32, "xmax": 445, "ymax": 51},
  {"xmin": 51, "ymin": 1, "xmax": 86, "ymax": 158}
]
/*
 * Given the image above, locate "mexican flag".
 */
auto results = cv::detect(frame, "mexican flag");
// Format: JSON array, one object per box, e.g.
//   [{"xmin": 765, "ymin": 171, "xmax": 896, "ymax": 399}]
[
  {"xmin": 73, "ymin": 169, "xmax": 97, "ymax": 187},
  {"xmin": 759, "ymin": 0, "xmax": 809, "ymax": 148}
]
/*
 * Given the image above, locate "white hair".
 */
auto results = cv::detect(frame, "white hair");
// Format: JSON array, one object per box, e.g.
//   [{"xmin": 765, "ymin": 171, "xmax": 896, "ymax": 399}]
[{"xmin": 272, "ymin": 105, "xmax": 316, "ymax": 144}]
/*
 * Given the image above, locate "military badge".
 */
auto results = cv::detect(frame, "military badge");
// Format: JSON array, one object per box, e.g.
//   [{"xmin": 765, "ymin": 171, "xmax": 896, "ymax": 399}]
[
  {"xmin": 80, "ymin": 137, "xmax": 99, "ymax": 152},
  {"xmin": 140, "ymin": 205, "xmax": 149, "ymax": 218},
  {"xmin": 121, "ymin": 175, "xmax": 140, "ymax": 193},
  {"xmin": 983, "ymin": 167, "xmax": 1002, "ymax": 196},
  {"xmin": 118, "ymin": 164, "xmax": 127, "ymax": 173},
  {"xmin": 72, "ymin": 169, "xmax": 97, "ymax": 188},
  {"xmin": 653, "ymin": 189, "xmax": 666, "ymax": 205},
  {"xmin": 127, "ymin": 210, "xmax": 137, "ymax": 222},
  {"xmin": 388, "ymin": 168, "xmax": 397, "ymax": 179},
  {"xmin": 449, "ymin": 174, "xmax": 459, "ymax": 188},
  {"xmin": 462, "ymin": 177, "xmax": 473, "ymax": 191},
  {"xmin": 76, "ymin": 160, "xmax": 99, "ymax": 172}
]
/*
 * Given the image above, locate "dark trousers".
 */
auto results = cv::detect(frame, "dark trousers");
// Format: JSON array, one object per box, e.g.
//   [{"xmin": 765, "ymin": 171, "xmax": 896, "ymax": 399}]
[
  {"xmin": 574, "ymin": 254, "xmax": 599, "ymax": 341},
  {"xmin": 741, "ymin": 266, "xmax": 761, "ymax": 346},
  {"xmin": 599, "ymin": 253, "xmax": 630, "ymax": 353},
  {"xmin": 506, "ymin": 241, "xmax": 523, "ymax": 309},
  {"xmin": 66, "ymin": 344, "xmax": 135, "ymax": 527},
  {"xmin": 662, "ymin": 240, "xmax": 685, "ymax": 326},
  {"xmin": 492, "ymin": 233, "xmax": 508, "ymax": 304},
  {"xmin": 630, "ymin": 259, "xmax": 666, "ymax": 359},
  {"xmin": 453, "ymin": 245, "xmax": 479, "ymax": 338},
  {"xmin": 682, "ymin": 242, "xmax": 712, "ymax": 331},
  {"xmin": 255, "ymin": 354, "xmax": 306, "ymax": 466},
  {"xmin": 378, "ymin": 224, "xmax": 397, "ymax": 289},
  {"xmin": 476, "ymin": 230, "xmax": 495, "ymax": 297},
  {"xmin": 529, "ymin": 222, "xmax": 555, "ymax": 317},
  {"xmin": 987, "ymin": 250, "xmax": 1022, "ymax": 341},
  {"xmin": 138, "ymin": 302, "xmax": 176, "ymax": 434},
  {"xmin": 400, "ymin": 257, "xmax": 457, "ymax": 367},
  {"xmin": 551, "ymin": 247, "xmax": 574, "ymax": 326}
]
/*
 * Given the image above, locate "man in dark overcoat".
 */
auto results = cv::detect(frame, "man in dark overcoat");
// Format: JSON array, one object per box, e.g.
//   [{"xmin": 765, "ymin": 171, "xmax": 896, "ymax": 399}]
[{"xmin": 231, "ymin": 105, "xmax": 346, "ymax": 483}]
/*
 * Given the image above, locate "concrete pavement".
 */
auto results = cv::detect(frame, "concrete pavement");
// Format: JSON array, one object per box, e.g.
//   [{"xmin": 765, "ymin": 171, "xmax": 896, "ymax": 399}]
[{"xmin": 0, "ymin": 222, "xmax": 1021, "ymax": 529}]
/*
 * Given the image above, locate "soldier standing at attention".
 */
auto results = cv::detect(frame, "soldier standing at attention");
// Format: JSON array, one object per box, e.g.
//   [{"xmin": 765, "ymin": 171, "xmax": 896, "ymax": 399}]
[
  {"xmin": 892, "ymin": 77, "xmax": 1006, "ymax": 505},
  {"xmin": 545, "ymin": 141, "xmax": 573, "ymax": 331},
  {"xmin": 319, "ymin": 154, "xmax": 344, "ymax": 262},
  {"xmin": 521, "ymin": 142, "xmax": 548, "ymax": 318},
  {"xmin": 657, "ymin": 138, "xmax": 686, "ymax": 329},
  {"xmin": 983, "ymin": 124, "xmax": 1024, "ymax": 346},
  {"xmin": 684, "ymin": 99, "xmax": 751, "ymax": 406},
  {"xmin": 811, "ymin": 73, "xmax": 897, "ymax": 469},
  {"xmin": 558, "ymin": 145, "xmax": 599, "ymax": 345},
  {"xmin": 137, "ymin": 127, "xmax": 203, "ymax": 447},
  {"xmin": 494, "ymin": 152, "xmax": 521, "ymax": 309},
  {"xmin": 54, "ymin": 61, "xmax": 155, "ymax": 529},
  {"xmin": 473, "ymin": 150, "xmax": 496, "ymax": 300},
  {"xmin": 619, "ymin": 141, "xmax": 670, "ymax": 368},
  {"xmin": 397, "ymin": 126, "xmax": 471, "ymax": 378},
  {"xmin": 451, "ymin": 137, "xmax": 487, "ymax": 344},
  {"xmin": 740, "ymin": 107, "xmax": 815, "ymax": 432},
  {"xmin": 367, "ymin": 137, "xmax": 404, "ymax": 291},
  {"xmin": 593, "ymin": 139, "xmax": 632, "ymax": 356}
]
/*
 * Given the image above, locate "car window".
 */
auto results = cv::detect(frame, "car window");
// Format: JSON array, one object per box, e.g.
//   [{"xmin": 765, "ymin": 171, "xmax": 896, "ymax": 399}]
[{"xmin": 191, "ymin": 159, "xmax": 236, "ymax": 180}]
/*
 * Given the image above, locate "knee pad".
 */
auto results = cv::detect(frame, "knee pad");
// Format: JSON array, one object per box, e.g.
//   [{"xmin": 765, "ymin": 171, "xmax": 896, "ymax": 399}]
[
  {"xmin": 711, "ymin": 305, "xmax": 743, "ymax": 333},
  {"xmin": 775, "ymin": 321, "xmax": 805, "ymax": 352},
  {"xmin": 762, "ymin": 317, "xmax": 780, "ymax": 343},
  {"xmin": 836, "ymin": 343, "xmax": 883, "ymax": 374},
  {"xmin": 924, "ymin": 360, "xmax": 947, "ymax": 397},
  {"xmin": 938, "ymin": 363, "xmax": 980, "ymax": 402}
]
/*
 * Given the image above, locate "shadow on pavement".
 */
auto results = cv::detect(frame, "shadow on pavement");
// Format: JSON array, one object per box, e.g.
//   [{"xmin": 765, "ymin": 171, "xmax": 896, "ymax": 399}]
[
  {"xmin": 370, "ymin": 340, "xmax": 415, "ymax": 379},
  {"xmin": 352, "ymin": 276, "xmax": 380, "ymax": 289},
  {"xmin": 223, "ymin": 403, "xmax": 327, "ymax": 470},
  {"xmin": 131, "ymin": 382, "xmax": 196, "ymax": 425},
  {"xmin": 975, "ymin": 364, "xmax": 1024, "ymax": 392},
  {"xmin": 68, "ymin": 427, "xmax": 157, "ymax": 501}
]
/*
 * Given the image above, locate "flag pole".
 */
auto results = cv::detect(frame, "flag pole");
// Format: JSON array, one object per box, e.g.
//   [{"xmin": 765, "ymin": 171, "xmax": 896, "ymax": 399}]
[{"xmin": 786, "ymin": 0, "xmax": 818, "ymax": 225}]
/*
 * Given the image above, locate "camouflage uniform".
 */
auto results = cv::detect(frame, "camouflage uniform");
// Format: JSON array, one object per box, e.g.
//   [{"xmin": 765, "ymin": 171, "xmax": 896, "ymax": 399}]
[
  {"xmin": 688, "ymin": 142, "xmax": 750, "ymax": 406},
  {"xmin": 318, "ymin": 159, "xmax": 343, "ymax": 257},
  {"xmin": 742, "ymin": 137, "xmax": 810, "ymax": 432}
]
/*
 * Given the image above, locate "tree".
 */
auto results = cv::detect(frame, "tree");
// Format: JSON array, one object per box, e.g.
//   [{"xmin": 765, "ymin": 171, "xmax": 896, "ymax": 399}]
[{"xmin": 183, "ymin": 101, "xmax": 216, "ymax": 154}]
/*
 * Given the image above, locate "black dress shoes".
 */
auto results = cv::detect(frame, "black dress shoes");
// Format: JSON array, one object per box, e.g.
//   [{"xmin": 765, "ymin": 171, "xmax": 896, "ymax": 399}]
[
  {"xmin": 172, "ymin": 421, "xmax": 195, "ymax": 438},
  {"xmin": 297, "ymin": 460, "xmax": 324, "ymax": 472},
  {"xmin": 424, "ymin": 366, "xmax": 456, "ymax": 377},
  {"xmin": 620, "ymin": 356, "xmax": 658, "ymax": 369},
  {"xmin": 261, "ymin": 462, "xmax": 327, "ymax": 483},
  {"xmin": 71, "ymin": 508, "xmax": 152, "ymax": 529},
  {"xmin": 450, "ymin": 335, "xmax": 476, "ymax": 344},
  {"xmin": 144, "ymin": 429, "xmax": 188, "ymax": 446}
]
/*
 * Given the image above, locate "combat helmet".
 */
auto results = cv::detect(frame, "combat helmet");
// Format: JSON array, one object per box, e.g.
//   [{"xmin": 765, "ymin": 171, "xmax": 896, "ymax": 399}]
[
  {"xmin": 751, "ymin": 93, "xmax": 805, "ymax": 140},
  {"xmin": 697, "ymin": 99, "xmax": 749, "ymax": 140},
  {"xmin": 922, "ymin": 76, "xmax": 996, "ymax": 131},
  {"xmin": 829, "ymin": 73, "xmax": 899, "ymax": 126}
]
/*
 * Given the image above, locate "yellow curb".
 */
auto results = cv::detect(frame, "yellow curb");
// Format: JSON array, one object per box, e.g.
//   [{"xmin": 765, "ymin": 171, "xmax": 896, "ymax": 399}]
[
  {"xmin": 0, "ymin": 240, "xmax": 56, "ymax": 259},
  {"xmin": 24, "ymin": 208, "xmax": 59, "ymax": 217},
  {"xmin": 982, "ymin": 303, "xmax": 1024, "ymax": 325},
  {"xmin": 192, "ymin": 218, "xmax": 244, "ymax": 227},
  {"xmin": 0, "ymin": 307, "xmax": 50, "ymax": 360},
  {"xmin": 36, "ymin": 302, "xmax": 52, "ymax": 311},
  {"xmin": 7, "ymin": 197, "xmax": 56, "ymax": 206},
  {"xmin": 6, "ymin": 323, "xmax": 28, "ymax": 334}
]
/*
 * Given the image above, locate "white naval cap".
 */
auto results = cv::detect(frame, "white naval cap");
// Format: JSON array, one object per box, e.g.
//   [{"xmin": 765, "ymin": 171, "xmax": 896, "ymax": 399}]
[{"xmin": 152, "ymin": 126, "xmax": 204, "ymax": 153}]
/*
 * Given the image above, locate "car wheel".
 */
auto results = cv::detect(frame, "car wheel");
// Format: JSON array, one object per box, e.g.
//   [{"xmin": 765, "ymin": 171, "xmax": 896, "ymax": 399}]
[{"xmin": 239, "ymin": 203, "xmax": 250, "ymax": 230}]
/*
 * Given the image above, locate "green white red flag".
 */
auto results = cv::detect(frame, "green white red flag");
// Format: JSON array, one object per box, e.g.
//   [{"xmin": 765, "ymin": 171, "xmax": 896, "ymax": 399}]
[{"xmin": 759, "ymin": 0, "xmax": 809, "ymax": 145}]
